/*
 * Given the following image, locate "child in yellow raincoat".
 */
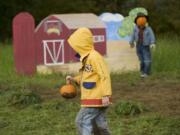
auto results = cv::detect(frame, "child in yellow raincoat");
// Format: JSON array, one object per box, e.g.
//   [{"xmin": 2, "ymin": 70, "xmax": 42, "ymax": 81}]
[{"xmin": 66, "ymin": 27, "xmax": 112, "ymax": 135}]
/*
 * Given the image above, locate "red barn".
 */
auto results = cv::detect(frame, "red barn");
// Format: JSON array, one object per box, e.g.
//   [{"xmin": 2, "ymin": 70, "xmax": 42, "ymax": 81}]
[{"xmin": 35, "ymin": 13, "xmax": 106, "ymax": 66}]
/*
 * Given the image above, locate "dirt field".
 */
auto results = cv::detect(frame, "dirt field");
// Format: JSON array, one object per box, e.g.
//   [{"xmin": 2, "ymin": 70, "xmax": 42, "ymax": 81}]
[{"xmin": 111, "ymin": 79, "xmax": 180, "ymax": 116}]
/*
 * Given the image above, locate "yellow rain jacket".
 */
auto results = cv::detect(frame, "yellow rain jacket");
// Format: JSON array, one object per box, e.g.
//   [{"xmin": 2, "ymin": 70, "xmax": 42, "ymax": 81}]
[{"xmin": 68, "ymin": 27, "xmax": 112, "ymax": 107}]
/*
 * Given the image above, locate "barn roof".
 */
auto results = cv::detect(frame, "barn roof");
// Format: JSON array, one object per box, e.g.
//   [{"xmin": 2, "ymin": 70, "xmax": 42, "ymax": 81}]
[
  {"xmin": 53, "ymin": 13, "xmax": 105, "ymax": 29},
  {"xmin": 35, "ymin": 13, "xmax": 105, "ymax": 32}
]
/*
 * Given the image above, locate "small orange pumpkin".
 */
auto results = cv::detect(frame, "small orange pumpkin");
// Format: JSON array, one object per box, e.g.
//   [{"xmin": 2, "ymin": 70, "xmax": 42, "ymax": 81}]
[
  {"xmin": 136, "ymin": 17, "xmax": 147, "ymax": 26},
  {"xmin": 60, "ymin": 84, "xmax": 77, "ymax": 98}
]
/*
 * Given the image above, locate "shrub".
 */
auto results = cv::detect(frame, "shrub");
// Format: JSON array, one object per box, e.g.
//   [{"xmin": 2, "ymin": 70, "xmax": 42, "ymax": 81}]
[
  {"xmin": 114, "ymin": 100, "xmax": 149, "ymax": 116},
  {"xmin": 8, "ymin": 90, "xmax": 41, "ymax": 107}
]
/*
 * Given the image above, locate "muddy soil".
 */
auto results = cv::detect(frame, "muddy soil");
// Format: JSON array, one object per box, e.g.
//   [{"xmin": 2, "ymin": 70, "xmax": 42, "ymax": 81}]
[{"xmin": 112, "ymin": 79, "xmax": 180, "ymax": 116}]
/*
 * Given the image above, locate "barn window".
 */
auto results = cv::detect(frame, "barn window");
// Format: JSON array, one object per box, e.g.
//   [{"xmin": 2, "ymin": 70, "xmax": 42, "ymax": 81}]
[
  {"xmin": 44, "ymin": 20, "xmax": 62, "ymax": 35},
  {"xmin": 93, "ymin": 35, "xmax": 105, "ymax": 43}
]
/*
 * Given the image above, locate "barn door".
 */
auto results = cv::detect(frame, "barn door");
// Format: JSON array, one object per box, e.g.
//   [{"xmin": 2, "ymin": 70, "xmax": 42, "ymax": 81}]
[{"xmin": 42, "ymin": 40, "xmax": 64, "ymax": 65}]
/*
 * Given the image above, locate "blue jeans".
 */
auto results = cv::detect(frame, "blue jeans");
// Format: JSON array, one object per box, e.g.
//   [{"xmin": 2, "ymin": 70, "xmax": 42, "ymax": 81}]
[
  {"xmin": 136, "ymin": 44, "xmax": 151, "ymax": 75},
  {"xmin": 75, "ymin": 107, "xmax": 111, "ymax": 135}
]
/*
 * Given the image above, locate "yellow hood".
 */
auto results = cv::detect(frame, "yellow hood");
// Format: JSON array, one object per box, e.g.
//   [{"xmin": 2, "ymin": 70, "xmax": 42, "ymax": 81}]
[{"xmin": 68, "ymin": 27, "xmax": 94, "ymax": 61}]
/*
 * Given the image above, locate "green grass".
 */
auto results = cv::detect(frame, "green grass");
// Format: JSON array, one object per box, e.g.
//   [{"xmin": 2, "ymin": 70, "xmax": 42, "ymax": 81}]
[
  {"xmin": 0, "ymin": 98, "xmax": 79, "ymax": 135},
  {"xmin": 1, "ymin": 93, "xmax": 179, "ymax": 135},
  {"xmin": 0, "ymin": 37, "xmax": 180, "ymax": 135},
  {"xmin": 152, "ymin": 35, "xmax": 180, "ymax": 74},
  {"xmin": 120, "ymin": 114, "xmax": 180, "ymax": 135}
]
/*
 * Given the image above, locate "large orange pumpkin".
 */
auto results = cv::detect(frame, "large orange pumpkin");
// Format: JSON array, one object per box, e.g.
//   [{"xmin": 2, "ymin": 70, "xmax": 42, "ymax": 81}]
[
  {"xmin": 60, "ymin": 84, "xmax": 77, "ymax": 98},
  {"xmin": 136, "ymin": 17, "xmax": 147, "ymax": 26}
]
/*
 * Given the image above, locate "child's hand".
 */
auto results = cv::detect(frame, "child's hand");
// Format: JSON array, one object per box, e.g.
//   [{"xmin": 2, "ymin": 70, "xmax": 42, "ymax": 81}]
[
  {"xmin": 66, "ymin": 75, "xmax": 73, "ymax": 84},
  {"xmin": 102, "ymin": 96, "xmax": 111, "ymax": 106}
]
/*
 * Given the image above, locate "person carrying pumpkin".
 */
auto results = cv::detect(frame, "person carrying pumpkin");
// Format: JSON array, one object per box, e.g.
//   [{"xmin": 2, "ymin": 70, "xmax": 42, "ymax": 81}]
[
  {"xmin": 129, "ymin": 12, "xmax": 156, "ymax": 78},
  {"xmin": 66, "ymin": 27, "xmax": 112, "ymax": 135}
]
